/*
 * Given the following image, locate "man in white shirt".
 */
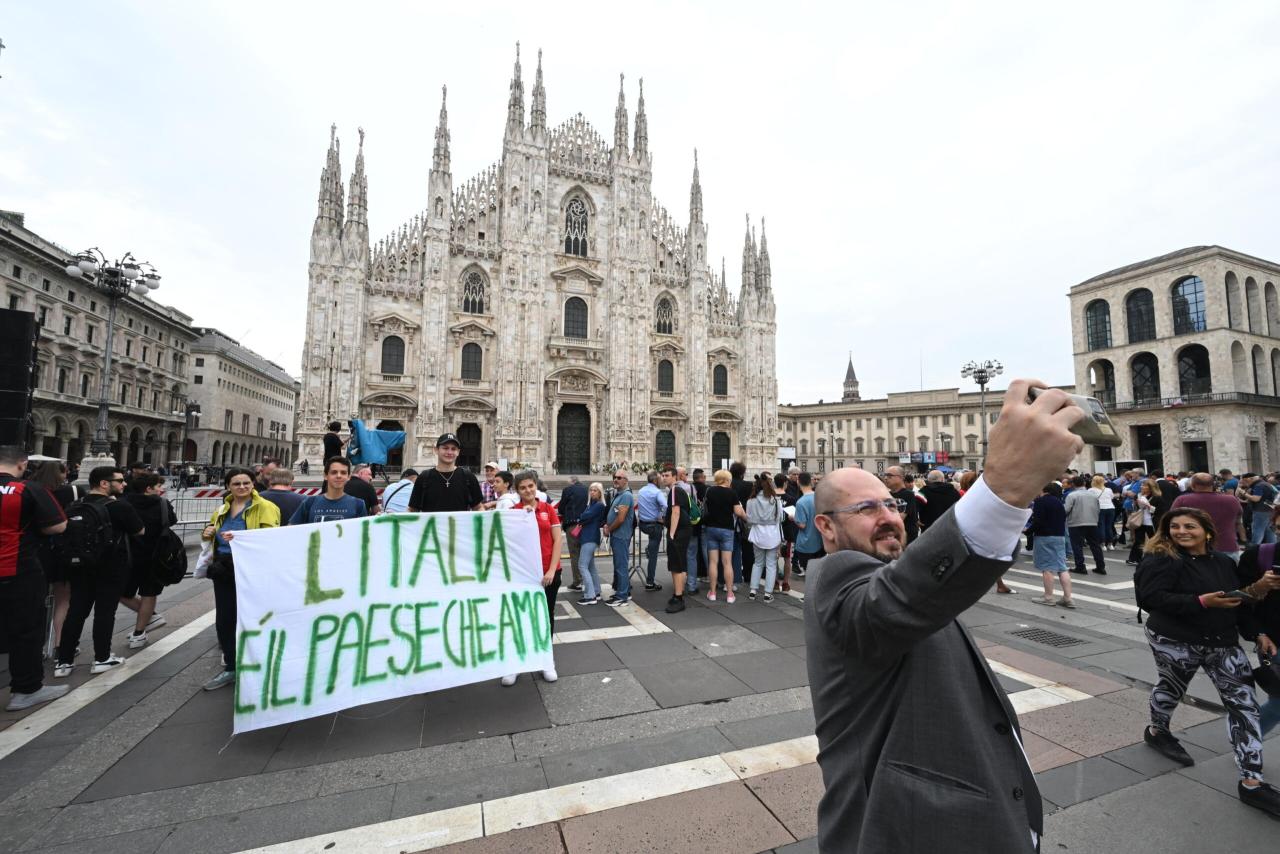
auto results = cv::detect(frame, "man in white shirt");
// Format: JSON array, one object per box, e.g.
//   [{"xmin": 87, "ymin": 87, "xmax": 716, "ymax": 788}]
[{"xmin": 381, "ymin": 469, "xmax": 418, "ymax": 513}]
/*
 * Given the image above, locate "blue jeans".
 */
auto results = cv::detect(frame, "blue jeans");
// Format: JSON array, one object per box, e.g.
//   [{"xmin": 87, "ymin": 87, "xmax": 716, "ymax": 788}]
[
  {"xmin": 610, "ymin": 534, "xmax": 631, "ymax": 600},
  {"xmin": 639, "ymin": 522, "xmax": 663, "ymax": 583},
  {"xmin": 578, "ymin": 541, "xmax": 602, "ymax": 599},
  {"xmin": 750, "ymin": 545, "xmax": 778, "ymax": 592},
  {"xmin": 704, "ymin": 527, "xmax": 735, "ymax": 552},
  {"xmin": 1252, "ymin": 512, "xmax": 1276, "ymax": 545},
  {"xmin": 686, "ymin": 529, "xmax": 701, "ymax": 590},
  {"xmin": 1098, "ymin": 508, "xmax": 1116, "ymax": 545}
]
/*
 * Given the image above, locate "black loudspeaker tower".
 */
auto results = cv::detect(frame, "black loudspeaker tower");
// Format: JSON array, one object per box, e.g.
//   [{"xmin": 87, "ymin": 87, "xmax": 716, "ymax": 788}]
[{"xmin": 0, "ymin": 308, "xmax": 38, "ymax": 448}]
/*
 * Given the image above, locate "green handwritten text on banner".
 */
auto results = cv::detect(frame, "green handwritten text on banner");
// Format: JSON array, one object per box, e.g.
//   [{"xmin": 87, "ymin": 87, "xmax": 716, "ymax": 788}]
[{"xmin": 228, "ymin": 511, "xmax": 551, "ymax": 733}]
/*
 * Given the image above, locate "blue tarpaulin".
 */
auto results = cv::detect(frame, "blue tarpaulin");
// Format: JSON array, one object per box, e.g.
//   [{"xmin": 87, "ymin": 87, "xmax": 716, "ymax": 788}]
[{"xmin": 347, "ymin": 419, "xmax": 405, "ymax": 465}]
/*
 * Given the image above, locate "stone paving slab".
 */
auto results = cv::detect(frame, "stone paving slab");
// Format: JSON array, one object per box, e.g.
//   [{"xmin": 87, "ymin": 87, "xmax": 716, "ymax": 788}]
[
  {"xmin": 424, "ymin": 822, "xmax": 565, "ymax": 854},
  {"xmin": 1035, "ymin": 755, "xmax": 1146, "ymax": 808},
  {"xmin": 559, "ymin": 779, "xmax": 795, "ymax": 854},
  {"xmin": 740, "ymin": 617, "xmax": 807, "ymax": 648},
  {"xmin": 981, "ymin": 643, "xmax": 1129, "ymax": 696},
  {"xmin": 315, "ymin": 734, "xmax": 515, "ymax": 797},
  {"xmin": 421, "ymin": 678, "xmax": 551, "ymax": 745},
  {"xmin": 716, "ymin": 709, "xmax": 816, "ymax": 751},
  {"xmin": 744, "ymin": 762, "xmax": 824, "ymax": 840},
  {"xmin": 536, "ymin": 669, "xmax": 658, "ymax": 725},
  {"xmin": 714, "ymin": 600, "xmax": 794, "ymax": 625},
  {"xmin": 676, "ymin": 624, "xmax": 779, "ymax": 658},
  {"xmin": 1019, "ymin": 697, "xmax": 1150, "ymax": 758},
  {"xmin": 549, "ymin": 640, "xmax": 624, "ymax": 677},
  {"xmin": 604, "ymin": 633, "xmax": 705, "ymax": 668},
  {"xmin": 1020, "ymin": 730, "xmax": 1084, "ymax": 773},
  {"xmin": 539, "ymin": 725, "xmax": 734, "ymax": 788},
  {"xmin": 772, "ymin": 837, "xmax": 818, "ymax": 854},
  {"xmin": 390, "ymin": 757, "xmax": 548, "ymax": 820},
  {"xmin": 628, "ymin": 658, "xmax": 753, "ymax": 708},
  {"xmin": 1103, "ymin": 738, "xmax": 1219, "ymax": 778},
  {"xmin": 713, "ymin": 648, "xmax": 810, "ymax": 693},
  {"xmin": 25, "ymin": 823, "xmax": 176, "ymax": 854}
]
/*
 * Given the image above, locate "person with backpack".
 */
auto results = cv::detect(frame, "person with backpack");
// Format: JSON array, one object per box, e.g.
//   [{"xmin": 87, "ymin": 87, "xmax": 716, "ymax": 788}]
[
  {"xmin": 1134, "ymin": 506, "xmax": 1280, "ymax": 818},
  {"xmin": 0, "ymin": 445, "xmax": 69, "ymax": 711},
  {"xmin": 202, "ymin": 467, "xmax": 281, "ymax": 691},
  {"xmin": 745, "ymin": 477, "xmax": 784, "ymax": 601},
  {"xmin": 1236, "ymin": 507, "xmax": 1280, "ymax": 736},
  {"xmin": 53, "ymin": 466, "xmax": 145, "ymax": 678},
  {"xmin": 702, "ymin": 469, "xmax": 747, "ymax": 603},
  {"xmin": 120, "ymin": 473, "xmax": 179, "ymax": 650}
]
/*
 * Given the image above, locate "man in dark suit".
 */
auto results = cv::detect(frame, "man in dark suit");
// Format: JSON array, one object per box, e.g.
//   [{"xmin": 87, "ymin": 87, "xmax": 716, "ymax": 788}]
[{"xmin": 804, "ymin": 380, "xmax": 1084, "ymax": 853}]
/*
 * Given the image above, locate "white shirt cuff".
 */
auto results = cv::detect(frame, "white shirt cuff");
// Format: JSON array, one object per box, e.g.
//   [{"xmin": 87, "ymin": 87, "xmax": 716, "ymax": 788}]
[{"xmin": 954, "ymin": 475, "xmax": 1032, "ymax": 561}]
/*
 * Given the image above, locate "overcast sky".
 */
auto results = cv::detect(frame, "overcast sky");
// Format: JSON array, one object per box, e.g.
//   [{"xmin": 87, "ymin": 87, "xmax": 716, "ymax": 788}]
[{"xmin": 4, "ymin": 1, "xmax": 1280, "ymax": 403}]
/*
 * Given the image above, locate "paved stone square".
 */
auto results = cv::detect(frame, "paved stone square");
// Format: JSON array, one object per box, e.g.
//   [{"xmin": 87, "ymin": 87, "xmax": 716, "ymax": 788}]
[{"xmin": 1, "ymin": 547, "xmax": 1277, "ymax": 853}]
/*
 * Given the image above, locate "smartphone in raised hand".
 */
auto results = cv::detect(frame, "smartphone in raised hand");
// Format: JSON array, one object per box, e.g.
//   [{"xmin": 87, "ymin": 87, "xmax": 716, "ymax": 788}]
[{"xmin": 1028, "ymin": 388, "xmax": 1123, "ymax": 447}]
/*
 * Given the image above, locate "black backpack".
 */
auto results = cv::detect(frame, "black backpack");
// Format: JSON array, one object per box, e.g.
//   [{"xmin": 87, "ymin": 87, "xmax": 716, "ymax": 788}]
[
  {"xmin": 149, "ymin": 528, "xmax": 188, "ymax": 586},
  {"xmin": 51, "ymin": 498, "xmax": 115, "ymax": 572}
]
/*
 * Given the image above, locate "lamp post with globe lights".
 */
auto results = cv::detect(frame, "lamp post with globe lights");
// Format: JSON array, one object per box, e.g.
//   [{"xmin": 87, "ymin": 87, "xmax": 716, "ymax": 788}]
[
  {"xmin": 960, "ymin": 359, "xmax": 1002, "ymax": 470},
  {"xmin": 63, "ymin": 249, "xmax": 161, "ymax": 467}
]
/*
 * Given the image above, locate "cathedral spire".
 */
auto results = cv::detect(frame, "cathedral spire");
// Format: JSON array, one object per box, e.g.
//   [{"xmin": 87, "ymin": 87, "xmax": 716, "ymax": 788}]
[
  {"xmin": 433, "ymin": 85, "xmax": 451, "ymax": 173},
  {"xmin": 741, "ymin": 214, "xmax": 756, "ymax": 291},
  {"xmin": 689, "ymin": 149, "xmax": 703, "ymax": 223},
  {"xmin": 633, "ymin": 78, "xmax": 649, "ymax": 160},
  {"xmin": 530, "ymin": 49, "xmax": 546, "ymax": 134},
  {"xmin": 505, "ymin": 42, "xmax": 525, "ymax": 139},
  {"xmin": 758, "ymin": 216, "xmax": 770, "ymax": 290},
  {"xmin": 843, "ymin": 354, "xmax": 861, "ymax": 401},
  {"xmin": 613, "ymin": 73, "xmax": 629, "ymax": 157},
  {"xmin": 345, "ymin": 127, "xmax": 367, "ymax": 229},
  {"xmin": 313, "ymin": 124, "xmax": 345, "ymax": 238}
]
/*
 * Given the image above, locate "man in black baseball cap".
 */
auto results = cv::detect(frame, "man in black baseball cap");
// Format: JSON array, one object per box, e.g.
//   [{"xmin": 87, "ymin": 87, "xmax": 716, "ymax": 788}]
[{"xmin": 407, "ymin": 433, "xmax": 484, "ymax": 512}]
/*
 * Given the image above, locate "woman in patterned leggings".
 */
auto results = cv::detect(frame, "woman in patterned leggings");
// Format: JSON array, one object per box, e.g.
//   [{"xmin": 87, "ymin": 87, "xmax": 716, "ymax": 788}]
[{"xmin": 1135, "ymin": 506, "xmax": 1280, "ymax": 817}]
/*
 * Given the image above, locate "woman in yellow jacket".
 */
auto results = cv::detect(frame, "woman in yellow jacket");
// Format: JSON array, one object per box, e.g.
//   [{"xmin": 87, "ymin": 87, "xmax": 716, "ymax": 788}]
[{"xmin": 201, "ymin": 467, "xmax": 280, "ymax": 691}]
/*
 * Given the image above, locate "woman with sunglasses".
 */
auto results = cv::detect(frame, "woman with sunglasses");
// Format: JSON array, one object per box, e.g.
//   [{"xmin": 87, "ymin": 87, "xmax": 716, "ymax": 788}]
[
  {"xmin": 200, "ymin": 467, "xmax": 280, "ymax": 691},
  {"xmin": 1136, "ymin": 506, "xmax": 1280, "ymax": 817}
]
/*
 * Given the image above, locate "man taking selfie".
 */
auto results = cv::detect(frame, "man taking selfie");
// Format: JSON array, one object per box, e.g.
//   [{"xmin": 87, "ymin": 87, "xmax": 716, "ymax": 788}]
[{"xmin": 804, "ymin": 380, "xmax": 1084, "ymax": 853}]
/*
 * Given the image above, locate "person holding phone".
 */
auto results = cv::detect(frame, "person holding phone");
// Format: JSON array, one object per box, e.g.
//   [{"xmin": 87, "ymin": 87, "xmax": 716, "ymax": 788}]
[
  {"xmin": 1234, "ymin": 506, "xmax": 1280, "ymax": 735},
  {"xmin": 1134, "ymin": 506, "xmax": 1280, "ymax": 817}
]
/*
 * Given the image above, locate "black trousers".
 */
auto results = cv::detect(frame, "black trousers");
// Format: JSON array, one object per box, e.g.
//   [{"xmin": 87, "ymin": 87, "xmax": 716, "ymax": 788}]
[
  {"xmin": 0, "ymin": 570, "xmax": 48, "ymax": 694},
  {"xmin": 58, "ymin": 564, "xmax": 124, "ymax": 663},
  {"xmin": 213, "ymin": 571, "xmax": 238, "ymax": 672},
  {"xmin": 1068, "ymin": 525, "xmax": 1105, "ymax": 571},
  {"xmin": 544, "ymin": 569, "xmax": 561, "ymax": 635}
]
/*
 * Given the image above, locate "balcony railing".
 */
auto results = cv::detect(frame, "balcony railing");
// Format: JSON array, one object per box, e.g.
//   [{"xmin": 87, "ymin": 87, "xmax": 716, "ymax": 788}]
[{"xmin": 1110, "ymin": 391, "xmax": 1280, "ymax": 412}]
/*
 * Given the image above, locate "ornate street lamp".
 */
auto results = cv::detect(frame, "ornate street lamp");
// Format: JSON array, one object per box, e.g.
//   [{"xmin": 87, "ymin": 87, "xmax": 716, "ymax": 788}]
[
  {"xmin": 960, "ymin": 359, "xmax": 1002, "ymax": 471},
  {"xmin": 172, "ymin": 401, "xmax": 200, "ymax": 463},
  {"xmin": 63, "ymin": 248, "xmax": 161, "ymax": 466}
]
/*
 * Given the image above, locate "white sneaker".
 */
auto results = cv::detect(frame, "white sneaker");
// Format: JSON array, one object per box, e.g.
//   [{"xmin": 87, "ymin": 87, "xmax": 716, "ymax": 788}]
[
  {"xmin": 147, "ymin": 613, "xmax": 167, "ymax": 629},
  {"xmin": 5, "ymin": 684, "xmax": 70, "ymax": 711},
  {"xmin": 128, "ymin": 631, "xmax": 148, "ymax": 649},
  {"xmin": 90, "ymin": 655, "xmax": 125, "ymax": 674},
  {"xmin": 541, "ymin": 668, "xmax": 558, "ymax": 683},
  {"xmin": 500, "ymin": 673, "xmax": 518, "ymax": 686},
  {"xmin": 53, "ymin": 662, "xmax": 73, "ymax": 678}
]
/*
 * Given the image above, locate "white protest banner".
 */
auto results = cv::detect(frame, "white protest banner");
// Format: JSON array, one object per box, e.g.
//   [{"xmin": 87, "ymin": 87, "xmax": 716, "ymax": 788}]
[{"xmin": 227, "ymin": 510, "xmax": 553, "ymax": 733}]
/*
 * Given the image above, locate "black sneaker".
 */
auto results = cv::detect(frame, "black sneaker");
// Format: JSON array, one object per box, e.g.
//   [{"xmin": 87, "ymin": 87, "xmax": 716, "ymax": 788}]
[
  {"xmin": 567, "ymin": 583, "xmax": 583, "ymax": 592},
  {"xmin": 1092, "ymin": 568, "xmax": 1108, "ymax": 575},
  {"xmin": 665, "ymin": 596, "xmax": 685, "ymax": 614},
  {"xmin": 606, "ymin": 597, "xmax": 630, "ymax": 607},
  {"xmin": 1125, "ymin": 560, "xmax": 1139, "ymax": 566},
  {"xmin": 1144, "ymin": 726, "xmax": 1195, "ymax": 766},
  {"xmin": 645, "ymin": 582, "xmax": 663, "ymax": 591},
  {"xmin": 1070, "ymin": 569, "xmax": 1088, "ymax": 575},
  {"xmin": 1239, "ymin": 780, "xmax": 1280, "ymax": 818}
]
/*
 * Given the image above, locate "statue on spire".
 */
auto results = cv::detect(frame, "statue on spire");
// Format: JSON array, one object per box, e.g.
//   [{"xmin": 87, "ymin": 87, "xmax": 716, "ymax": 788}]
[
  {"xmin": 613, "ymin": 73, "xmax": 629, "ymax": 156},
  {"xmin": 530, "ymin": 48, "xmax": 547, "ymax": 134},
  {"xmin": 633, "ymin": 77, "xmax": 648, "ymax": 159}
]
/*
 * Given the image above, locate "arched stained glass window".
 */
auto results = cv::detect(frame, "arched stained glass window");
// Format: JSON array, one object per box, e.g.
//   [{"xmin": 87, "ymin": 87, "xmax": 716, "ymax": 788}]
[
  {"xmin": 713, "ymin": 364, "xmax": 728, "ymax": 395},
  {"xmin": 462, "ymin": 271, "xmax": 486, "ymax": 314},
  {"xmin": 655, "ymin": 298, "xmax": 673, "ymax": 335},
  {"xmin": 658, "ymin": 359, "xmax": 674, "ymax": 393},
  {"xmin": 380, "ymin": 336, "xmax": 405, "ymax": 375},
  {"xmin": 564, "ymin": 198, "xmax": 588, "ymax": 257},
  {"xmin": 564, "ymin": 297, "xmax": 588, "ymax": 339},
  {"xmin": 461, "ymin": 343, "xmax": 482, "ymax": 380}
]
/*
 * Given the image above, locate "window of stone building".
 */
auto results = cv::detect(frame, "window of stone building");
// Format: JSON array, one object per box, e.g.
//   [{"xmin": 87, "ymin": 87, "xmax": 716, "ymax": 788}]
[
  {"xmin": 855, "ymin": 438, "xmax": 865, "ymax": 454},
  {"xmin": 1085, "ymin": 299, "xmax": 1112, "ymax": 350},
  {"xmin": 800, "ymin": 439, "xmax": 809, "ymax": 455},
  {"xmin": 67, "ymin": 291, "xmax": 75, "ymax": 304},
  {"xmin": 11, "ymin": 264, "xmax": 22, "ymax": 278},
  {"xmin": 966, "ymin": 413, "xmax": 975, "ymax": 425},
  {"xmin": 196, "ymin": 357, "xmax": 204, "ymax": 367},
  {"xmin": 1125, "ymin": 288, "xmax": 1156, "ymax": 343},
  {"xmin": 80, "ymin": 374, "xmax": 91, "ymax": 397},
  {"xmin": 462, "ymin": 271, "xmax": 486, "ymax": 313},
  {"xmin": 1176, "ymin": 345, "xmax": 1211, "ymax": 397},
  {"xmin": 713, "ymin": 364, "xmax": 728, "ymax": 395},
  {"xmin": 194, "ymin": 375, "xmax": 203, "ymax": 384},
  {"xmin": 918, "ymin": 415, "xmax": 927, "ymax": 427},
  {"xmin": 461, "ymin": 342, "xmax": 483, "ymax": 380},
  {"xmin": 658, "ymin": 359, "xmax": 674, "ymax": 393},
  {"xmin": 855, "ymin": 419, "xmax": 863, "ymax": 429},
  {"xmin": 919, "ymin": 436, "xmax": 928, "ymax": 452},
  {"xmin": 1131, "ymin": 352, "xmax": 1161, "ymax": 402},
  {"xmin": 7, "ymin": 294, "xmax": 17, "ymax": 310},
  {"xmin": 875, "ymin": 438, "xmax": 885, "ymax": 454},
  {"xmin": 875, "ymin": 418, "xmax": 883, "ymax": 429},
  {"xmin": 896, "ymin": 417, "xmax": 904, "ymax": 428},
  {"xmin": 564, "ymin": 297, "xmax": 588, "ymax": 339},
  {"xmin": 381, "ymin": 335, "xmax": 405, "ymax": 374},
  {"xmin": 967, "ymin": 436, "xmax": 977, "ymax": 453},
  {"xmin": 37, "ymin": 306, "xmax": 47, "ymax": 326},
  {"xmin": 119, "ymin": 383, "xmax": 128, "ymax": 404},
  {"xmin": 57, "ymin": 368, "xmax": 68, "ymax": 393},
  {"xmin": 1171, "ymin": 276, "xmax": 1207, "ymax": 335},
  {"xmin": 655, "ymin": 298, "xmax": 674, "ymax": 335},
  {"xmin": 896, "ymin": 437, "xmax": 906, "ymax": 452},
  {"xmin": 942, "ymin": 415, "xmax": 950, "ymax": 426},
  {"xmin": 564, "ymin": 198, "xmax": 589, "ymax": 257}
]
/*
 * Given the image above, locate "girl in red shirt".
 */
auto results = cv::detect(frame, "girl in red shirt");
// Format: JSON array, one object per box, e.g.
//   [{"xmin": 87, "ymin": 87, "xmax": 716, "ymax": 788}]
[{"xmin": 501, "ymin": 471, "xmax": 562, "ymax": 686}]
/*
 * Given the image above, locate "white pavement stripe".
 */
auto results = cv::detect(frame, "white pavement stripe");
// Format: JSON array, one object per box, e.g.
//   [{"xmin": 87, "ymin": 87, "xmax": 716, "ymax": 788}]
[
  {"xmin": 1003, "ymin": 580, "xmax": 1139, "ymax": 613},
  {"xmin": 1006, "ymin": 567, "xmax": 1133, "ymax": 590},
  {"xmin": 239, "ymin": 735, "xmax": 820, "ymax": 852},
  {"xmin": 553, "ymin": 625, "xmax": 642, "ymax": 643},
  {"xmin": 0, "ymin": 610, "xmax": 217, "ymax": 762}
]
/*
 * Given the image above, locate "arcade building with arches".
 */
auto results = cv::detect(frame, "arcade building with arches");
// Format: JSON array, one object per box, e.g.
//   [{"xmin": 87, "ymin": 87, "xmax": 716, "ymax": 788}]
[
  {"xmin": 1071, "ymin": 245, "xmax": 1280, "ymax": 474},
  {"xmin": 296, "ymin": 47, "xmax": 778, "ymax": 474}
]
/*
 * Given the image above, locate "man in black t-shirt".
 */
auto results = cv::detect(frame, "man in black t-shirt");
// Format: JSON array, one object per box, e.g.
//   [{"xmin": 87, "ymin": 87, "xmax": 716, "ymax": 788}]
[
  {"xmin": 322, "ymin": 421, "xmax": 346, "ymax": 462},
  {"xmin": 54, "ymin": 465, "xmax": 145, "ymax": 679},
  {"xmin": 344, "ymin": 463, "xmax": 382, "ymax": 515},
  {"xmin": 408, "ymin": 433, "xmax": 484, "ymax": 513},
  {"xmin": 0, "ymin": 445, "xmax": 69, "ymax": 710},
  {"xmin": 883, "ymin": 466, "xmax": 920, "ymax": 544},
  {"xmin": 729, "ymin": 461, "xmax": 754, "ymax": 587},
  {"xmin": 662, "ymin": 467, "xmax": 693, "ymax": 612}
]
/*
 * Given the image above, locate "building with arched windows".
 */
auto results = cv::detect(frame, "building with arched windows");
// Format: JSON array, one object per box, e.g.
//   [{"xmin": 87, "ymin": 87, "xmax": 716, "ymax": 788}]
[
  {"xmin": 297, "ymin": 48, "xmax": 777, "ymax": 472},
  {"xmin": 1070, "ymin": 246, "xmax": 1280, "ymax": 473}
]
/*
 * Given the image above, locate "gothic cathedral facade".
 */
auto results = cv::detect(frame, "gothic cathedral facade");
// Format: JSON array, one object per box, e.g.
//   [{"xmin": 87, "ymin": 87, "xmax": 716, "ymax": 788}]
[{"xmin": 297, "ymin": 48, "xmax": 778, "ymax": 473}]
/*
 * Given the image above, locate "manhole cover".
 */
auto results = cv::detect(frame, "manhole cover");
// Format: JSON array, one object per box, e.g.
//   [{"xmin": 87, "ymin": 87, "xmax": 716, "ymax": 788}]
[{"xmin": 1009, "ymin": 627, "xmax": 1087, "ymax": 648}]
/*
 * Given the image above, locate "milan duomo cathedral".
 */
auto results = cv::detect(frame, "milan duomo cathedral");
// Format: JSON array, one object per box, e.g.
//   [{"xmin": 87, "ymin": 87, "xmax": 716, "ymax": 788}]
[{"xmin": 297, "ymin": 47, "xmax": 778, "ymax": 474}]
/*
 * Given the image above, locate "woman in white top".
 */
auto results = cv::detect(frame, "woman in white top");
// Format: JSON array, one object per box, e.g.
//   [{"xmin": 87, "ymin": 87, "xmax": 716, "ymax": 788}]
[
  {"xmin": 745, "ymin": 477, "xmax": 785, "ymax": 601},
  {"xmin": 1092, "ymin": 474, "xmax": 1118, "ymax": 549}
]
